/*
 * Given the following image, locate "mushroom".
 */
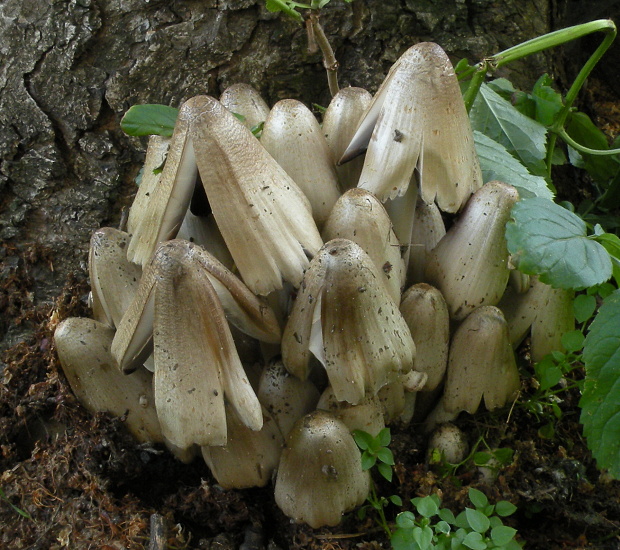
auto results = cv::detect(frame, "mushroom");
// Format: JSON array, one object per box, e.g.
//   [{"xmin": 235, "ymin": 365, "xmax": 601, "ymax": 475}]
[
  {"xmin": 274, "ymin": 410, "xmax": 370, "ymax": 528},
  {"xmin": 427, "ymin": 423, "xmax": 469, "ymax": 465},
  {"xmin": 54, "ymin": 317, "xmax": 163, "ymax": 443},
  {"xmin": 317, "ymin": 386, "xmax": 385, "ymax": 437},
  {"xmin": 321, "ymin": 188, "xmax": 405, "ymax": 303},
  {"xmin": 425, "ymin": 181, "xmax": 520, "ymax": 320},
  {"xmin": 89, "ymin": 227, "xmax": 142, "ymax": 328},
  {"xmin": 322, "ymin": 87, "xmax": 373, "ymax": 190},
  {"xmin": 260, "ymin": 99, "xmax": 341, "ymax": 228},
  {"xmin": 340, "ymin": 42, "xmax": 481, "ymax": 213},
  {"xmin": 424, "ymin": 306, "xmax": 520, "ymax": 430},
  {"xmin": 219, "ymin": 83, "xmax": 270, "ymax": 131},
  {"xmin": 201, "ymin": 404, "xmax": 284, "ymax": 489},
  {"xmin": 189, "ymin": 95, "xmax": 323, "ymax": 295},
  {"xmin": 281, "ymin": 238, "xmax": 416, "ymax": 405},
  {"xmin": 407, "ymin": 198, "xmax": 446, "ymax": 285}
]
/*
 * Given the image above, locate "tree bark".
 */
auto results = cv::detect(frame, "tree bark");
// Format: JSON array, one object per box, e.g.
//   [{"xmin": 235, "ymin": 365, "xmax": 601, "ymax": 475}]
[{"xmin": 0, "ymin": 0, "xmax": 554, "ymax": 350}]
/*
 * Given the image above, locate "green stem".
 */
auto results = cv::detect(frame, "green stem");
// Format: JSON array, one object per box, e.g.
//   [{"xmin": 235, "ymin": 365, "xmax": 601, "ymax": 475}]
[
  {"xmin": 463, "ymin": 64, "xmax": 488, "ymax": 113},
  {"xmin": 557, "ymin": 129, "xmax": 620, "ymax": 156},
  {"xmin": 368, "ymin": 481, "xmax": 392, "ymax": 539}
]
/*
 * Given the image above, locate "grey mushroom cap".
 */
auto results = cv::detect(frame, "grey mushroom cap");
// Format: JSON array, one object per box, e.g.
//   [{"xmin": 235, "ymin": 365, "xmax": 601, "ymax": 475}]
[
  {"xmin": 281, "ymin": 238, "xmax": 416, "ymax": 405},
  {"xmin": 274, "ymin": 410, "xmax": 370, "ymax": 528},
  {"xmin": 219, "ymin": 83, "xmax": 270, "ymax": 131}
]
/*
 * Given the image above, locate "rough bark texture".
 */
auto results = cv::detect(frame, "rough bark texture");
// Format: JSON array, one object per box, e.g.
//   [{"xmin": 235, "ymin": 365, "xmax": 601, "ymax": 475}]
[{"xmin": 0, "ymin": 0, "xmax": 555, "ymax": 352}]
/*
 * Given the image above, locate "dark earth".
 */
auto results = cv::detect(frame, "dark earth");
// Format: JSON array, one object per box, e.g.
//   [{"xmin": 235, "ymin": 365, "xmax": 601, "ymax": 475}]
[{"xmin": 2, "ymin": 1, "xmax": 620, "ymax": 548}]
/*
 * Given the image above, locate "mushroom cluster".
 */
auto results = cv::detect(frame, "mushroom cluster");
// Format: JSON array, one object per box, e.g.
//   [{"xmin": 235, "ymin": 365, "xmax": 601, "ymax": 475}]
[{"xmin": 54, "ymin": 42, "xmax": 571, "ymax": 527}]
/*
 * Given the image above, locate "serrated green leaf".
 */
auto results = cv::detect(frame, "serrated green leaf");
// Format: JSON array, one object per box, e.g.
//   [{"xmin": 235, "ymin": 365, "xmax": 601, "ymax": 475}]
[
  {"xmin": 465, "ymin": 508, "xmax": 491, "ymax": 533},
  {"xmin": 463, "ymin": 531, "xmax": 486, "ymax": 550},
  {"xmin": 120, "ymin": 104, "xmax": 179, "ymax": 137},
  {"xmin": 470, "ymin": 84, "xmax": 548, "ymax": 176},
  {"xmin": 468, "ymin": 488, "xmax": 489, "ymax": 509},
  {"xmin": 495, "ymin": 500, "xmax": 518, "ymax": 517},
  {"xmin": 491, "ymin": 525, "xmax": 518, "ymax": 546},
  {"xmin": 574, "ymin": 294, "xmax": 597, "ymax": 323},
  {"xmin": 506, "ymin": 197, "xmax": 612, "ymax": 289},
  {"xmin": 580, "ymin": 290, "xmax": 620, "ymax": 478},
  {"xmin": 474, "ymin": 132, "xmax": 553, "ymax": 200}
]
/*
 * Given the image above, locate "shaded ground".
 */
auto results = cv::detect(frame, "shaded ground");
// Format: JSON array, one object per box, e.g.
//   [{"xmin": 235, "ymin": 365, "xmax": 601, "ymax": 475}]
[{"xmin": 1, "ymin": 79, "xmax": 620, "ymax": 550}]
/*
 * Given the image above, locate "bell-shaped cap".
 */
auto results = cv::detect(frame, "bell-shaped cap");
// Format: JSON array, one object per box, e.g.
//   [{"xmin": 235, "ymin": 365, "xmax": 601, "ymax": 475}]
[
  {"xmin": 257, "ymin": 359, "xmax": 320, "ymax": 438},
  {"xmin": 281, "ymin": 239, "xmax": 415, "ymax": 404},
  {"xmin": 531, "ymin": 284, "xmax": 574, "ymax": 362},
  {"xmin": 201, "ymin": 404, "xmax": 284, "ymax": 489},
  {"xmin": 322, "ymin": 87, "xmax": 373, "ymax": 190},
  {"xmin": 89, "ymin": 227, "xmax": 142, "ymax": 328},
  {"xmin": 177, "ymin": 211, "xmax": 234, "ymax": 271},
  {"xmin": 322, "ymin": 188, "xmax": 405, "ymax": 303},
  {"xmin": 442, "ymin": 306, "xmax": 520, "ymax": 415},
  {"xmin": 260, "ymin": 99, "xmax": 341, "ymax": 228},
  {"xmin": 54, "ymin": 317, "xmax": 163, "ymax": 443},
  {"xmin": 127, "ymin": 102, "xmax": 198, "ymax": 266},
  {"xmin": 127, "ymin": 135, "xmax": 171, "ymax": 237},
  {"xmin": 341, "ymin": 42, "xmax": 482, "ymax": 212},
  {"xmin": 113, "ymin": 240, "xmax": 281, "ymax": 374},
  {"xmin": 425, "ymin": 181, "xmax": 520, "ymax": 320},
  {"xmin": 219, "ymin": 83, "xmax": 270, "ymax": 131},
  {"xmin": 189, "ymin": 95, "xmax": 323, "ymax": 295},
  {"xmin": 400, "ymin": 283, "xmax": 449, "ymax": 391},
  {"xmin": 274, "ymin": 410, "xmax": 370, "ymax": 528}
]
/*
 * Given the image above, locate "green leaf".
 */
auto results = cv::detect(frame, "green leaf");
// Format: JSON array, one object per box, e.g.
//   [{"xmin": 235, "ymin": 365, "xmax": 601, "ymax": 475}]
[
  {"xmin": 491, "ymin": 525, "xmax": 518, "ymax": 546},
  {"xmin": 506, "ymin": 197, "xmax": 612, "ymax": 290},
  {"xmin": 361, "ymin": 452, "xmax": 376, "ymax": 470},
  {"xmin": 561, "ymin": 330, "xmax": 585, "ymax": 353},
  {"xmin": 352, "ymin": 429, "xmax": 373, "ymax": 450},
  {"xmin": 536, "ymin": 359, "xmax": 563, "ymax": 390},
  {"xmin": 377, "ymin": 461, "xmax": 393, "ymax": 482},
  {"xmin": 465, "ymin": 508, "xmax": 491, "ymax": 533},
  {"xmin": 473, "ymin": 452, "xmax": 492, "ymax": 466},
  {"xmin": 469, "ymin": 84, "xmax": 548, "ymax": 177},
  {"xmin": 265, "ymin": 0, "xmax": 304, "ymax": 21},
  {"xmin": 530, "ymin": 74, "xmax": 564, "ymax": 126},
  {"xmin": 468, "ymin": 488, "xmax": 489, "ymax": 509},
  {"xmin": 439, "ymin": 507, "xmax": 457, "ymax": 525},
  {"xmin": 437, "ymin": 520, "xmax": 452, "ymax": 535},
  {"xmin": 396, "ymin": 511, "xmax": 416, "ymax": 529},
  {"xmin": 0, "ymin": 487, "xmax": 32, "ymax": 519},
  {"xmin": 377, "ymin": 427, "xmax": 391, "ymax": 447},
  {"xmin": 574, "ymin": 294, "xmax": 597, "ymax": 323},
  {"xmin": 390, "ymin": 494, "xmax": 403, "ymax": 506},
  {"xmin": 120, "ymin": 104, "xmax": 179, "ymax": 137},
  {"xmin": 492, "ymin": 448, "xmax": 515, "ymax": 465},
  {"xmin": 473, "ymin": 132, "xmax": 553, "ymax": 200},
  {"xmin": 495, "ymin": 500, "xmax": 518, "ymax": 517},
  {"xmin": 413, "ymin": 525, "xmax": 434, "ymax": 548},
  {"xmin": 463, "ymin": 531, "xmax": 487, "ymax": 550},
  {"xmin": 412, "ymin": 496, "xmax": 439, "ymax": 518},
  {"xmin": 376, "ymin": 446, "xmax": 395, "ymax": 465},
  {"xmin": 580, "ymin": 289, "xmax": 620, "ymax": 478}
]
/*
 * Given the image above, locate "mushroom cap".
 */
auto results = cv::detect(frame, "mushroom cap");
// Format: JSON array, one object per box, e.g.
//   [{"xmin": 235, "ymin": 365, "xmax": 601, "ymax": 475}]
[
  {"xmin": 189, "ymin": 95, "xmax": 323, "ymax": 295},
  {"xmin": 317, "ymin": 386, "xmax": 385, "ymax": 437},
  {"xmin": 274, "ymin": 410, "xmax": 370, "ymax": 528},
  {"xmin": 282, "ymin": 238, "xmax": 415, "ymax": 404},
  {"xmin": 54, "ymin": 317, "xmax": 163, "ymax": 444},
  {"xmin": 425, "ymin": 181, "xmax": 520, "ymax": 320},
  {"xmin": 261, "ymin": 99, "xmax": 341, "ymax": 228},
  {"xmin": 443, "ymin": 306, "xmax": 521, "ymax": 414},
  {"xmin": 219, "ymin": 83, "xmax": 270, "ymax": 131},
  {"xmin": 322, "ymin": 188, "xmax": 405, "ymax": 303}
]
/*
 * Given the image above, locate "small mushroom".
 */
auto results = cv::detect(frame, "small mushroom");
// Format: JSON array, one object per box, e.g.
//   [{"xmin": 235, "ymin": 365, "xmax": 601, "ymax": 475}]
[
  {"xmin": 427, "ymin": 423, "xmax": 469, "ymax": 464},
  {"xmin": 317, "ymin": 386, "xmax": 385, "ymax": 436},
  {"xmin": 260, "ymin": 99, "xmax": 341, "ymax": 228},
  {"xmin": 54, "ymin": 317, "xmax": 163, "ymax": 443},
  {"xmin": 408, "ymin": 198, "xmax": 446, "ymax": 285},
  {"xmin": 322, "ymin": 87, "xmax": 373, "ymax": 190},
  {"xmin": 274, "ymin": 410, "xmax": 370, "ymax": 528},
  {"xmin": 425, "ymin": 181, "xmax": 520, "ymax": 320},
  {"xmin": 219, "ymin": 83, "xmax": 270, "ymax": 131},
  {"xmin": 282, "ymin": 239, "xmax": 415, "ymax": 405}
]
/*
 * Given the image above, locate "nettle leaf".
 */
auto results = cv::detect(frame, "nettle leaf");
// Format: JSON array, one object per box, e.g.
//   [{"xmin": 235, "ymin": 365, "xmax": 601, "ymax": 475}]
[
  {"xmin": 474, "ymin": 131, "xmax": 553, "ymax": 200},
  {"xmin": 120, "ymin": 104, "xmax": 179, "ymax": 137},
  {"xmin": 580, "ymin": 290, "xmax": 620, "ymax": 479},
  {"xmin": 469, "ymin": 84, "xmax": 548, "ymax": 177},
  {"xmin": 506, "ymin": 197, "xmax": 612, "ymax": 289}
]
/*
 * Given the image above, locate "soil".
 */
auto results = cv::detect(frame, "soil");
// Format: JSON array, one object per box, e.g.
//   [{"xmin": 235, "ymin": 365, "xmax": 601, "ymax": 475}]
[{"xmin": 1, "ymin": 81, "xmax": 620, "ymax": 550}]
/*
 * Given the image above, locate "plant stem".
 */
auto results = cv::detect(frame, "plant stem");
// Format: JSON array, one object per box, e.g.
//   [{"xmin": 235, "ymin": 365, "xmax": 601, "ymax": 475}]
[
  {"xmin": 307, "ymin": 11, "xmax": 340, "ymax": 96},
  {"xmin": 558, "ymin": 129, "xmax": 620, "ymax": 156}
]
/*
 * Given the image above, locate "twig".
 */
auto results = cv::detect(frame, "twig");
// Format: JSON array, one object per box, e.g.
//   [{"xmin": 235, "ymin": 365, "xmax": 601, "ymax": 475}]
[
  {"xmin": 307, "ymin": 11, "xmax": 339, "ymax": 96},
  {"xmin": 148, "ymin": 513, "xmax": 167, "ymax": 550}
]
